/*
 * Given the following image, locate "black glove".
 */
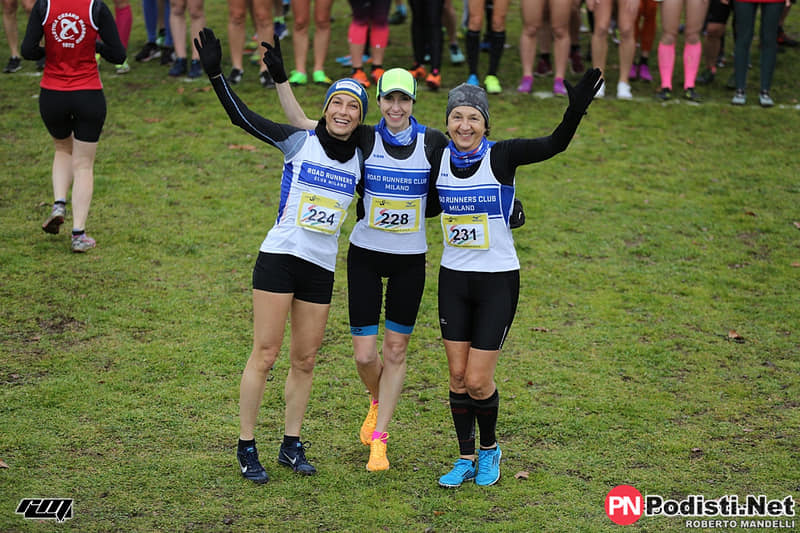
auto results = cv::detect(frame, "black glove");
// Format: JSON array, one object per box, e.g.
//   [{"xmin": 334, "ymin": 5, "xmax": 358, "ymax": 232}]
[
  {"xmin": 193, "ymin": 27, "xmax": 222, "ymax": 78},
  {"xmin": 261, "ymin": 36, "xmax": 288, "ymax": 84},
  {"xmin": 565, "ymin": 68, "xmax": 603, "ymax": 116},
  {"xmin": 509, "ymin": 199, "xmax": 525, "ymax": 229}
]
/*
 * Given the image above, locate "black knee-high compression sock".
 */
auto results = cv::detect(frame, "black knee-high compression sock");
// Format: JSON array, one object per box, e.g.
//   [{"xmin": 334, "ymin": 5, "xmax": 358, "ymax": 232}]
[
  {"xmin": 488, "ymin": 31, "xmax": 505, "ymax": 76},
  {"xmin": 466, "ymin": 30, "xmax": 480, "ymax": 76},
  {"xmin": 449, "ymin": 391, "xmax": 476, "ymax": 456},
  {"xmin": 473, "ymin": 389, "xmax": 499, "ymax": 449}
]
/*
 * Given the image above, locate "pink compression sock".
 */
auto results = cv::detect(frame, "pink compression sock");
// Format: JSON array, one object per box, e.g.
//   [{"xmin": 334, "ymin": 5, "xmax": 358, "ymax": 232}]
[
  {"xmin": 348, "ymin": 21, "xmax": 368, "ymax": 45},
  {"xmin": 658, "ymin": 42, "xmax": 675, "ymax": 90},
  {"xmin": 683, "ymin": 42, "xmax": 702, "ymax": 89},
  {"xmin": 370, "ymin": 24, "xmax": 389, "ymax": 49},
  {"xmin": 115, "ymin": 5, "xmax": 132, "ymax": 49},
  {"xmin": 371, "ymin": 431, "xmax": 388, "ymax": 443}
]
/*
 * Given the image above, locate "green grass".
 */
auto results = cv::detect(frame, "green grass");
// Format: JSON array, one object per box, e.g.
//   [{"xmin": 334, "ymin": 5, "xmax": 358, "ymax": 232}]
[{"xmin": 1, "ymin": 1, "xmax": 799, "ymax": 531}]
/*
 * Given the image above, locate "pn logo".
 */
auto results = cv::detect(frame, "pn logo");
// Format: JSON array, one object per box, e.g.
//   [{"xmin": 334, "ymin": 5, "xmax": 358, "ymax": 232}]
[
  {"xmin": 606, "ymin": 485, "xmax": 643, "ymax": 525},
  {"xmin": 16, "ymin": 498, "xmax": 74, "ymax": 522}
]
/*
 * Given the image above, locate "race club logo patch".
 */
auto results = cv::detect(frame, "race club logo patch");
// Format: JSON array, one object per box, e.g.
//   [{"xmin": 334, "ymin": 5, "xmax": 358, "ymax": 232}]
[{"xmin": 51, "ymin": 12, "xmax": 87, "ymax": 47}]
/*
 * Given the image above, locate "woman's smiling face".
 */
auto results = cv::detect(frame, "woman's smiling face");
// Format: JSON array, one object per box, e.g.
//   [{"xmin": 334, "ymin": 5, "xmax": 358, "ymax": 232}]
[
  {"xmin": 447, "ymin": 105, "xmax": 486, "ymax": 152},
  {"xmin": 379, "ymin": 91, "xmax": 414, "ymax": 133},
  {"xmin": 324, "ymin": 94, "xmax": 362, "ymax": 140}
]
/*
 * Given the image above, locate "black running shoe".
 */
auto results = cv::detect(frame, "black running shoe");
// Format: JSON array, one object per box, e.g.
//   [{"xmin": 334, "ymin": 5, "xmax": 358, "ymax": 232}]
[
  {"xmin": 278, "ymin": 441, "xmax": 316, "ymax": 475},
  {"xmin": 135, "ymin": 42, "xmax": 161, "ymax": 62},
  {"xmin": 655, "ymin": 88, "xmax": 672, "ymax": 101},
  {"xmin": 260, "ymin": 70, "xmax": 275, "ymax": 89},
  {"xmin": 3, "ymin": 56, "xmax": 21, "ymax": 73},
  {"xmin": 160, "ymin": 46, "xmax": 175, "ymax": 66},
  {"xmin": 229, "ymin": 68, "xmax": 243, "ymax": 84},
  {"xmin": 683, "ymin": 87, "xmax": 703, "ymax": 102},
  {"xmin": 237, "ymin": 445, "xmax": 269, "ymax": 484}
]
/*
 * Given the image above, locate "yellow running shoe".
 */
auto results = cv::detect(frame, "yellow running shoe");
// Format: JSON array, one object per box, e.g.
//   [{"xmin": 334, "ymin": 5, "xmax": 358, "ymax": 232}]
[
  {"xmin": 359, "ymin": 401, "xmax": 378, "ymax": 445},
  {"xmin": 367, "ymin": 433, "xmax": 389, "ymax": 471},
  {"xmin": 484, "ymin": 75, "xmax": 502, "ymax": 94}
]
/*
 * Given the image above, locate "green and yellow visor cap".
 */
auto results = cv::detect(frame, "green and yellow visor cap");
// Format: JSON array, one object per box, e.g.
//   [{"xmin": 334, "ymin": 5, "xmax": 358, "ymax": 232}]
[{"xmin": 376, "ymin": 68, "xmax": 417, "ymax": 101}]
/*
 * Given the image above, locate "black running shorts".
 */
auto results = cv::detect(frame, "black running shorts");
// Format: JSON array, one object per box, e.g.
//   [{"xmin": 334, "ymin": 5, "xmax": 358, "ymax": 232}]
[
  {"xmin": 346, "ymin": 244, "xmax": 426, "ymax": 334},
  {"xmin": 706, "ymin": 0, "xmax": 732, "ymax": 24},
  {"xmin": 38, "ymin": 88, "xmax": 106, "ymax": 142},
  {"xmin": 252, "ymin": 252, "xmax": 334, "ymax": 305},
  {"xmin": 437, "ymin": 266, "xmax": 520, "ymax": 351}
]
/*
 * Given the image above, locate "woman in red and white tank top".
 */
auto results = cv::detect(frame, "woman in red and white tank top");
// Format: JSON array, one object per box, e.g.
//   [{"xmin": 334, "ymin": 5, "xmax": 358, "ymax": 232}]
[{"xmin": 21, "ymin": 0, "xmax": 125, "ymax": 252}]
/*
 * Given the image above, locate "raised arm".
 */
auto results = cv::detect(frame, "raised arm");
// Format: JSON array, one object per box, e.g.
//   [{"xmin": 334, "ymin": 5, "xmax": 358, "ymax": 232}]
[
  {"xmin": 194, "ymin": 28, "xmax": 301, "ymax": 148},
  {"xmin": 262, "ymin": 37, "xmax": 318, "ymax": 130},
  {"xmin": 493, "ymin": 68, "xmax": 603, "ymax": 174}
]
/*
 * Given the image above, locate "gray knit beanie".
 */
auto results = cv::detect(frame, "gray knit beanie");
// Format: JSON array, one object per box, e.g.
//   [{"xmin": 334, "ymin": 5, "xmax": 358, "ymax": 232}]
[{"xmin": 446, "ymin": 83, "xmax": 490, "ymax": 128}]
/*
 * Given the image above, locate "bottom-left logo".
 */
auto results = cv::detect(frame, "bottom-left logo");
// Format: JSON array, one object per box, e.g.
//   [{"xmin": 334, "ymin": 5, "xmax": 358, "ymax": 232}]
[{"xmin": 16, "ymin": 498, "xmax": 74, "ymax": 522}]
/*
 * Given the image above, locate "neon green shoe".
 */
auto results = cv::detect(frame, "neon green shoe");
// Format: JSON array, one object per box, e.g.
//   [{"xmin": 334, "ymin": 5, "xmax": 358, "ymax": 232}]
[
  {"xmin": 484, "ymin": 75, "xmax": 502, "ymax": 94},
  {"xmin": 288, "ymin": 70, "xmax": 308, "ymax": 85},
  {"xmin": 312, "ymin": 70, "xmax": 331, "ymax": 86},
  {"xmin": 115, "ymin": 59, "xmax": 130, "ymax": 74}
]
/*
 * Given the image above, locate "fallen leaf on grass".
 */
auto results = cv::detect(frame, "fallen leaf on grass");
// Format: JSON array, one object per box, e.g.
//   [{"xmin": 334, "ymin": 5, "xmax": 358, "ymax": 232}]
[
  {"xmin": 744, "ymin": 210, "xmax": 757, "ymax": 217},
  {"xmin": 228, "ymin": 144, "xmax": 257, "ymax": 151},
  {"xmin": 690, "ymin": 448, "xmax": 704, "ymax": 459},
  {"xmin": 176, "ymin": 86, "xmax": 185, "ymax": 94},
  {"xmin": 143, "ymin": 117, "xmax": 162, "ymax": 123},
  {"xmin": 0, "ymin": 460, "xmax": 8, "ymax": 468},
  {"xmin": 792, "ymin": 262, "xmax": 800, "ymax": 268},
  {"xmin": 433, "ymin": 511, "xmax": 445, "ymax": 516},
  {"xmin": 793, "ymin": 222, "xmax": 800, "ymax": 230},
  {"xmin": 515, "ymin": 471, "xmax": 529, "ymax": 480},
  {"xmin": 728, "ymin": 330, "xmax": 745, "ymax": 343}
]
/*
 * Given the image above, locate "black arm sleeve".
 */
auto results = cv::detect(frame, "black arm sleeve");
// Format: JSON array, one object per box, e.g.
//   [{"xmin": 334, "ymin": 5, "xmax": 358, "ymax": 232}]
[
  {"xmin": 95, "ymin": 0, "xmax": 126, "ymax": 64},
  {"xmin": 489, "ymin": 108, "xmax": 585, "ymax": 185},
  {"xmin": 210, "ymin": 74, "xmax": 301, "ymax": 147},
  {"xmin": 20, "ymin": 0, "xmax": 45, "ymax": 60}
]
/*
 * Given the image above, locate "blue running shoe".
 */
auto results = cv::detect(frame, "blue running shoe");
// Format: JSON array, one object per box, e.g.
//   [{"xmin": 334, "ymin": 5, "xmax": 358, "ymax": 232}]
[
  {"xmin": 188, "ymin": 59, "xmax": 203, "ymax": 78},
  {"xmin": 274, "ymin": 21, "xmax": 289, "ymax": 40},
  {"xmin": 475, "ymin": 446, "xmax": 501, "ymax": 486},
  {"xmin": 438, "ymin": 458, "xmax": 476, "ymax": 488},
  {"xmin": 466, "ymin": 74, "xmax": 479, "ymax": 86},
  {"xmin": 278, "ymin": 441, "xmax": 316, "ymax": 475},
  {"xmin": 449, "ymin": 43, "xmax": 465, "ymax": 65},
  {"xmin": 237, "ymin": 445, "xmax": 269, "ymax": 484},
  {"xmin": 168, "ymin": 57, "xmax": 187, "ymax": 77}
]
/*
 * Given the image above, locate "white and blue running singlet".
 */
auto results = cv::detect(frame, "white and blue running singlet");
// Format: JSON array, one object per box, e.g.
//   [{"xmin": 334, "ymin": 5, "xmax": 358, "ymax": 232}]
[
  {"xmin": 259, "ymin": 131, "xmax": 360, "ymax": 272},
  {"xmin": 348, "ymin": 129, "xmax": 431, "ymax": 254},
  {"xmin": 436, "ymin": 146, "xmax": 519, "ymax": 272}
]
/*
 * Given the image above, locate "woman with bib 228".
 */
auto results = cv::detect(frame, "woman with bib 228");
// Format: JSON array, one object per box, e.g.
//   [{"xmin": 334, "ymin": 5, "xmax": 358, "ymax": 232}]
[{"xmin": 261, "ymin": 39, "xmax": 450, "ymax": 472}]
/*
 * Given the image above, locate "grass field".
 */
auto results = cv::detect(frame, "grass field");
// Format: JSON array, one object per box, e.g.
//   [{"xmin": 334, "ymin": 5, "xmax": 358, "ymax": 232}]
[{"xmin": 1, "ymin": 1, "xmax": 799, "ymax": 531}]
